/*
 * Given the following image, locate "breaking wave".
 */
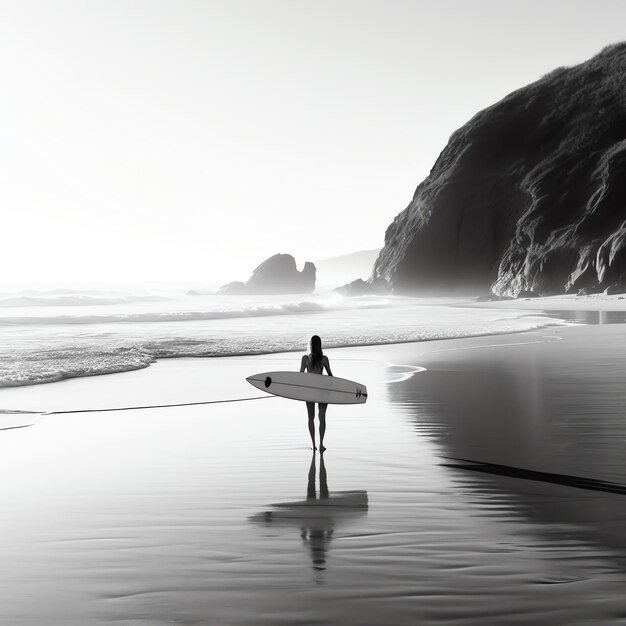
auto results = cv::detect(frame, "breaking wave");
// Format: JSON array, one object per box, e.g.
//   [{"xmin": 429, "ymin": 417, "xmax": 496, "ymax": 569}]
[{"xmin": 0, "ymin": 301, "xmax": 333, "ymax": 325}]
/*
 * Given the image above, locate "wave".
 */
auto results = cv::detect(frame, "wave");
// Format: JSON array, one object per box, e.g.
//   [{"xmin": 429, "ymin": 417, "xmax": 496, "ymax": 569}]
[
  {"xmin": 0, "ymin": 294, "xmax": 170, "ymax": 308},
  {"xmin": 0, "ymin": 301, "xmax": 354, "ymax": 325},
  {"xmin": 0, "ymin": 345, "xmax": 156, "ymax": 388}
]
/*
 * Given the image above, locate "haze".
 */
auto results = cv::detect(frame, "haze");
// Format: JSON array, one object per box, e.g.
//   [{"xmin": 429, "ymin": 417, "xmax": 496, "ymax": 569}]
[{"xmin": 2, "ymin": 0, "xmax": 625, "ymax": 283}]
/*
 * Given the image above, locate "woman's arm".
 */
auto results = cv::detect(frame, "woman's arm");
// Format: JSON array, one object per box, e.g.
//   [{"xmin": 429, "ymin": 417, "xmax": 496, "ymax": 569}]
[
  {"xmin": 300, "ymin": 355, "xmax": 307, "ymax": 372},
  {"xmin": 323, "ymin": 356, "xmax": 333, "ymax": 376}
]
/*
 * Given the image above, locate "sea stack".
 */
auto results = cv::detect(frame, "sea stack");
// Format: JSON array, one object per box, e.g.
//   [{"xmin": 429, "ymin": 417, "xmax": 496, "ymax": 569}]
[
  {"xmin": 372, "ymin": 43, "xmax": 626, "ymax": 297},
  {"xmin": 219, "ymin": 254, "xmax": 316, "ymax": 295}
]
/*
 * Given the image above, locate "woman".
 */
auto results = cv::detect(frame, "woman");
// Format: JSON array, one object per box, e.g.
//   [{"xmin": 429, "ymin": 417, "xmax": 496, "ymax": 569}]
[{"xmin": 300, "ymin": 335, "xmax": 333, "ymax": 451}]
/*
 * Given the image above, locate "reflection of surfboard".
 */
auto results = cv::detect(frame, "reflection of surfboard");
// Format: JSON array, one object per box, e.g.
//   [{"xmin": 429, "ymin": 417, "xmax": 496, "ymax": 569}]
[
  {"xmin": 249, "ymin": 490, "xmax": 368, "ymax": 573},
  {"xmin": 249, "ymin": 491, "xmax": 369, "ymax": 525},
  {"xmin": 246, "ymin": 371, "xmax": 368, "ymax": 404}
]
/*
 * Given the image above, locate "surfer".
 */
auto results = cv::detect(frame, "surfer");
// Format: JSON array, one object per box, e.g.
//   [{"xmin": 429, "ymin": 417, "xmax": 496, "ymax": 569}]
[{"xmin": 300, "ymin": 335, "xmax": 333, "ymax": 451}]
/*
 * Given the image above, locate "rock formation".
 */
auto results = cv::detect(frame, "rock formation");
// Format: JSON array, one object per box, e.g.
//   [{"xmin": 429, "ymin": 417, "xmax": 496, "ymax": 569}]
[
  {"xmin": 372, "ymin": 43, "xmax": 626, "ymax": 296},
  {"xmin": 219, "ymin": 254, "xmax": 316, "ymax": 295},
  {"xmin": 335, "ymin": 279, "xmax": 372, "ymax": 296}
]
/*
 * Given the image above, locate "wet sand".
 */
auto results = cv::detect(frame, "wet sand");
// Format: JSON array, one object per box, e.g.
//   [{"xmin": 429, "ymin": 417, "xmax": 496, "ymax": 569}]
[{"xmin": 2, "ymin": 325, "xmax": 626, "ymax": 624}]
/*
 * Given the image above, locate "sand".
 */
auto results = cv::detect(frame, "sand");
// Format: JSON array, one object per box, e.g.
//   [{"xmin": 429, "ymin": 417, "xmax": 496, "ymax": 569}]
[
  {"xmin": 470, "ymin": 291, "xmax": 626, "ymax": 312},
  {"xmin": 2, "ymin": 323, "xmax": 626, "ymax": 624}
]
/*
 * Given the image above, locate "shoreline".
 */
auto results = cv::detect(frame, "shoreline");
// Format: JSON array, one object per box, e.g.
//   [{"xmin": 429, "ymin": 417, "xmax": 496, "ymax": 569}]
[
  {"xmin": 3, "ymin": 291, "xmax": 624, "ymax": 392},
  {"xmin": 468, "ymin": 291, "xmax": 626, "ymax": 311},
  {"xmin": 0, "ymin": 324, "xmax": 567, "ymax": 392},
  {"xmin": 0, "ymin": 322, "xmax": 605, "ymax": 416},
  {"xmin": 0, "ymin": 297, "xmax": 573, "ymax": 392}
]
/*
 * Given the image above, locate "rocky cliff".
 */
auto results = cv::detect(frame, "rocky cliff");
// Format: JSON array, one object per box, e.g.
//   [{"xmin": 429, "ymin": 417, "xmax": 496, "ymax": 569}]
[
  {"xmin": 219, "ymin": 254, "xmax": 316, "ymax": 295},
  {"xmin": 373, "ymin": 43, "xmax": 626, "ymax": 296}
]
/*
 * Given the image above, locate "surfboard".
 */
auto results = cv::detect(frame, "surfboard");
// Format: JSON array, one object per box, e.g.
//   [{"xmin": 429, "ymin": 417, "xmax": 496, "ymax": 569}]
[{"xmin": 246, "ymin": 371, "xmax": 368, "ymax": 404}]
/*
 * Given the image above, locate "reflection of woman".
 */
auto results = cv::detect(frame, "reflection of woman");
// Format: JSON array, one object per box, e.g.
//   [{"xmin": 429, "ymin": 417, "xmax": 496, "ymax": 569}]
[
  {"xmin": 307, "ymin": 449, "xmax": 329, "ymax": 500},
  {"xmin": 302, "ymin": 451, "xmax": 332, "ymax": 573},
  {"xmin": 249, "ymin": 453, "xmax": 367, "ymax": 578},
  {"xmin": 300, "ymin": 335, "xmax": 333, "ymax": 451}
]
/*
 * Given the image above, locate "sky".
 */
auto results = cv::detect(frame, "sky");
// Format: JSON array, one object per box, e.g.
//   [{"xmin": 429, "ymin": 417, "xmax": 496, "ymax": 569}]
[{"xmin": 1, "ymin": 0, "xmax": 626, "ymax": 284}]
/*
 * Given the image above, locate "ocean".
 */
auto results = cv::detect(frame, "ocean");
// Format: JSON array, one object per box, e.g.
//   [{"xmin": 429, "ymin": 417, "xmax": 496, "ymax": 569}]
[{"xmin": 0, "ymin": 283, "xmax": 567, "ymax": 388}]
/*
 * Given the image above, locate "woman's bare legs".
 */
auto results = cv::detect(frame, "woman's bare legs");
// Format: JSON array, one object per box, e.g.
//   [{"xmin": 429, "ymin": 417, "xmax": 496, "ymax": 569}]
[
  {"xmin": 306, "ymin": 401, "xmax": 316, "ymax": 450},
  {"xmin": 318, "ymin": 403, "xmax": 327, "ymax": 452}
]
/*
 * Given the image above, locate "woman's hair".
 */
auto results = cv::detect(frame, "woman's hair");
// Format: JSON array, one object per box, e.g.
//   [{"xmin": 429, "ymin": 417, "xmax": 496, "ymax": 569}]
[{"xmin": 309, "ymin": 335, "xmax": 323, "ymax": 370}]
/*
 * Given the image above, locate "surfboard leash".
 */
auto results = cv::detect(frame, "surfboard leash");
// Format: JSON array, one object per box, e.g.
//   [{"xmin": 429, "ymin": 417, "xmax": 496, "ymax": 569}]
[{"xmin": 0, "ymin": 394, "xmax": 276, "ymax": 419}]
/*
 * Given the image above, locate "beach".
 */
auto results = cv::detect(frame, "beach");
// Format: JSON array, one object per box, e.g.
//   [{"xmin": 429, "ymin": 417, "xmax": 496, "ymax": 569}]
[
  {"xmin": 5, "ymin": 3, "xmax": 626, "ymax": 623},
  {"xmin": 2, "ymin": 318, "xmax": 626, "ymax": 625}
]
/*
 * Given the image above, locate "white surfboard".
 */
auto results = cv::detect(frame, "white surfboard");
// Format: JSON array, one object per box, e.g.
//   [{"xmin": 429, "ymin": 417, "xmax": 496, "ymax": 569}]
[{"xmin": 246, "ymin": 371, "xmax": 368, "ymax": 404}]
